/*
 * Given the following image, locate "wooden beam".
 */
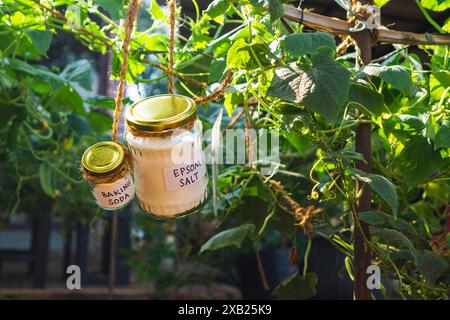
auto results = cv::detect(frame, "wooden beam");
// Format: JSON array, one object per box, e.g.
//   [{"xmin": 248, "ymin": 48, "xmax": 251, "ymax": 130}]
[{"xmin": 282, "ymin": 4, "xmax": 450, "ymax": 45}]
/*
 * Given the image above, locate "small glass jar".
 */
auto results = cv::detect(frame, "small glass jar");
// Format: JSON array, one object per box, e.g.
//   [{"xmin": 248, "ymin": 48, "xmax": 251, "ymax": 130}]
[
  {"xmin": 125, "ymin": 94, "xmax": 208, "ymax": 219},
  {"xmin": 81, "ymin": 141, "xmax": 135, "ymax": 210}
]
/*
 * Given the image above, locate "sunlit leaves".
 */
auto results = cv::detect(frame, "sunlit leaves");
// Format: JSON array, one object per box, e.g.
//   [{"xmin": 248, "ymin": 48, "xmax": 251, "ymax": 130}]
[
  {"xmin": 148, "ymin": 0, "xmax": 166, "ymax": 21},
  {"xmin": 420, "ymin": 0, "xmax": 450, "ymax": 11},
  {"xmin": 226, "ymin": 38, "xmax": 271, "ymax": 70}
]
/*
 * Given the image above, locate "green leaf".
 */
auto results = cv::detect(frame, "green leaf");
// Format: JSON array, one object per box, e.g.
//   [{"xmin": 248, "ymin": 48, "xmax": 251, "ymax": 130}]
[
  {"xmin": 94, "ymin": 0, "xmax": 123, "ymax": 20},
  {"xmin": 283, "ymin": 132, "xmax": 314, "ymax": 156},
  {"xmin": 347, "ymin": 83, "xmax": 385, "ymax": 116},
  {"xmin": 224, "ymin": 91, "xmax": 243, "ymax": 116},
  {"xmin": 416, "ymin": 250, "xmax": 449, "ymax": 283},
  {"xmin": 267, "ymin": 48, "xmax": 350, "ymax": 123},
  {"xmin": 25, "ymin": 29, "xmax": 53, "ymax": 54},
  {"xmin": 374, "ymin": 0, "xmax": 390, "ymax": 7},
  {"xmin": 60, "ymin": 60, "xmax": 92, "ymax": 91},
  {"xmin": 361, "ymin": 64, "xmax": 413, "ymax": 93},
  {"xmin": 434, "ymin": 125, "xmax": 450, "ymax": 150},
  {"xmin": 358, "ymin": 211, "xmax": 390, "ymax": 226},
  {"xmin": 149, "ymin": 0, "xmax": 166, "ymax": 21},
  {"xmin": 67, "ymin": 114, "xmax": 92, "ymax": 136},
  {"xmin": 443, "ymin": 18, "xmax": 450, "ymax": 33},
  {"xmin": 86, "ymin": 96, "xmax": 119, "ymax": 110},
  {"xmin": 208, "ymin": 57, "xmax": 226, "ymax": 83},
  {"xmin": 368, "ymin": 174, "xmax": 399, "ymax": 215},
  {"xmin": 205, "ymin": 0, "xmax": 230, "ymax": 19},
  {"xmin": 282, "ymin": 32, "xmax": 336, "ymax": 57},
  {"xmin": 46, "ymin": 85, "xmax": 84, "ymax": 113},
  {"xmin": 200, "ymin": 224, "xmax": 255, "ymax": 253},
  {"xmin": 389, "ymin": 218, "xmax": 418, "ymax": 238},
  {"xmin": 250, "ymin": 0, "xmax": 283, "ymax": 21},
  {"xmin": 39, "ymin": 163, "xmax": 56, "ymax": 198},
  {"xmin": 420, "ymin": 0, "xmax": 450, "ymax": 12},
  {"xmin": 87, "ymin": 110, "xmax": 112, "ymax": 134},
  {"xmin": 273, "ymin": 272, "xmax": 317, "ymax": 300},
  {"xmin": 226, "ymin": 38, "xmax": 271, "ymax": 70},
  {"xmin": 373, "ymin": 228, "xmax": 416, "ymax": 254},
  {"xmin": 396, "ymin": 136, "xmax": 443, "ymax": 187}
]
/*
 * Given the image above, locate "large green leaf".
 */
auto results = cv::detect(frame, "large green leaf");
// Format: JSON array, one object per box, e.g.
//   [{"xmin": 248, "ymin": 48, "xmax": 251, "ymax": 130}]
[
  {"xmin": 421, "ymin": 0, "xmax": 450, "ymax": 11},
  {"xmin": 273, "ymin": 272, "xmax": 317, "ymax": 300},
  {"xmin": 60, "ymin": 60, "xmax": 92, "ymax": 91},
  {"xmin": 283, "ymin": 132, "xmax": 314, "ymax": 156},
  {"xmin": 416, "ymin": 250, "xmax": 449, "ymax": 283},
  {"xmin": 347, "ymin": 83, "xmax": 385, "ymax": 116},
  {"xmin": 200, "ymin": 224, "xmax": 255, "ymax": 253},
  {"xmin": 361, "ymin": 64, "xmax": 413, "ymax": 93},
  {"xmin": 434, "ymin": 125, "xmax": 450, "ymax": 150},
  {"xmin": 25, "ymin": 29, "xmax": 53, "ymax": 55},
  {"xmin": 368, "ymin": 174, "xmax": 399, "ymax": 215},
  {"xmin": 350, "ymin": 169, "xmax": 398, "ymax": 214},
  {"xmin": 372, "ymin": 228, "xmax": 416, "ymax": 255},
  {"xmin": 358, "ymin": 211, "xmax": 390, "ymax": 226},
  {"xmin": 267, "ymin": 48, "xmax": 350, "ymax": 123},
  {"xmin": 396, "ymin": 136, "xmax": 443, "ymax": 187},
  {"xmin": 282, "ymin": 32, "xmax": 336, "ymax": 57},
  {"xmin": 46, "ymin": 85, "xmax": 84, "ymax": 113}
]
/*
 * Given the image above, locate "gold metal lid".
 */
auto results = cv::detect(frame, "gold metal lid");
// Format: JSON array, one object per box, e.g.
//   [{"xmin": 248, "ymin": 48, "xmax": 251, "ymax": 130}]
[
  {"xmin": 125, "ymin": 94, "xmax": 197, "ymax": 132},
  {"xmin": 82, "ymin": 141, "xmax": 124, "ymax": 174}
]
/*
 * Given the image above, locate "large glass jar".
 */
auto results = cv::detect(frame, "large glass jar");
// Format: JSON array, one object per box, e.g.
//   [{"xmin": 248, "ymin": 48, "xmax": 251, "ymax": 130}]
[{"xmin": 125, "ymin": 94, "xmax": 208, "ymax": 219}]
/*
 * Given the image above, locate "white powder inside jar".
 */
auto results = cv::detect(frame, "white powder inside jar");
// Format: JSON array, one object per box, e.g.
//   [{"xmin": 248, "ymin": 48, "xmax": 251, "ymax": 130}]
[{"xmin": 126, "ymin": 121, "xmax": 208, "ymax": 218}]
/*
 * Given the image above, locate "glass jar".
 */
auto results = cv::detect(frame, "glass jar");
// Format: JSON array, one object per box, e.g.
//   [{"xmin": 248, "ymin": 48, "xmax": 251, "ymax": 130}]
[
  {"xmin": 125, "ymin": 94, "xmax": 208, "ymax": 219},
  {"xmin": 81, "ymin": 141, "xmax": 135, "ymax": 210}
]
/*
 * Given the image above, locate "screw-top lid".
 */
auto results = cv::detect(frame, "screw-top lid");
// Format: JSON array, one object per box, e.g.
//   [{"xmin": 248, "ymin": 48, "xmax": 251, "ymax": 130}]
[
  {"xmin": 125, "ymin": 94, "xmax": 196, "ymax": 132},
  {"xmin": 82, "ymin": 141, "xmax": 125, "ymax": 174}
]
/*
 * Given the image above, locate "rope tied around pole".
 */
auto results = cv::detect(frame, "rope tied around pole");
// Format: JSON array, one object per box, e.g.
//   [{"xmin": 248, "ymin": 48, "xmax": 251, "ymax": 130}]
[
  {"xmin": 337, "ymin": 0, "xmax": 380, "ymax": 56},
  {"xmin": 112, "ymin": 0, "xmax": 141, "ymax": 142}
]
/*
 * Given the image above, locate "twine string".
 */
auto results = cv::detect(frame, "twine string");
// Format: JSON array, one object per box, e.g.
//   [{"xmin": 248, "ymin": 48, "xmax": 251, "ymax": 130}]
[
  {"xmin": 167, "ymin": 0, "xmax": 176, "ymax": 94},
  {"xmin": 112, "ymin": 0, "xmax": 141, "ymax": 142},
  {"xmin": 166, "ymin": 0, "xmax": 233, "ymax": 103}
]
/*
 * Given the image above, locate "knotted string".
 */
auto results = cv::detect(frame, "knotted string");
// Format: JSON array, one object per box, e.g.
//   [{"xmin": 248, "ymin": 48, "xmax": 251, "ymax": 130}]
[
  {"xmin": 165, "ymin": 0, "xmax": 233, "ymax": 103},
  {"xmin": 112, "ymin": 0, "xmax": 141, "ymax": 142}
]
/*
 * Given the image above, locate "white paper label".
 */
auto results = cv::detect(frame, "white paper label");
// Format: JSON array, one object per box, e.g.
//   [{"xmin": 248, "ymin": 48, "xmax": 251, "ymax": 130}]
[
  {"xmin": 163, "ymin": 159, "xmax": 206, "ymax": 192},
  {"xmin": 92, "ymin": 174, "xmax": 135, "ymax": 209}
]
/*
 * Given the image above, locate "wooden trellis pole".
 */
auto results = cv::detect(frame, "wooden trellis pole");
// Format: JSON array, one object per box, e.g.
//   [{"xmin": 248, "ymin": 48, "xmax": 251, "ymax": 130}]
[{"xmin": 280, "ymin": 2, "xmax": 450, "ymax": 300}]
